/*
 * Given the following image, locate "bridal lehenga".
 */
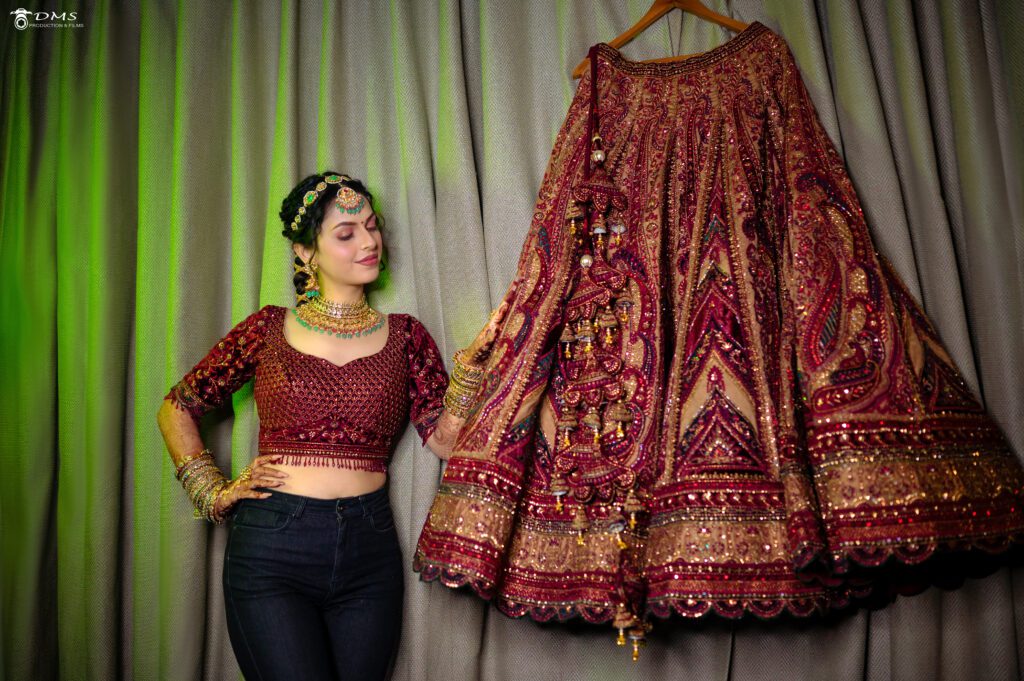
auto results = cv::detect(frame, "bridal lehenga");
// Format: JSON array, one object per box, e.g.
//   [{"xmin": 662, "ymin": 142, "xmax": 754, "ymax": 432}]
[{"xmin": 413, "ymin": 23, "xmax": 1024, "ymax": 655}]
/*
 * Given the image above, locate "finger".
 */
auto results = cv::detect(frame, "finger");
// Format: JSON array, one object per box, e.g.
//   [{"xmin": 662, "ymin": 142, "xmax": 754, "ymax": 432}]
[
  {"xmin": 239, "ymin": 488, "xmax": 272, "ymax": 500},
  {"xmin": 241, "ymin": 476, "xmax": 282, "ymax": 490},
  {"xmin": 253, "ymin": 464, "xmax": 288, "ymax": 478},
  {"xmin": 240, "ymin": 480, "xmax": 276, "ymax": 493},
  {"xmin": 254, "ymin": 454, "xmax": 284, "ymax": 466},
  {"xmin": 249, "ymin": 463, "xmax": 286, "ymax": 478}
]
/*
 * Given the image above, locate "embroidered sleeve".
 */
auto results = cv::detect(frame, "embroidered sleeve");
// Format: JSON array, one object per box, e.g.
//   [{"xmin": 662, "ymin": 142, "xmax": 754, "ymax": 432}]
[
  {"xmin": 164, "ymin": 306, "xmax": 273, "ymax": 424},
  {"xmin": 406, "ymin": 315, "xmax": 449, "ymax": 445}
]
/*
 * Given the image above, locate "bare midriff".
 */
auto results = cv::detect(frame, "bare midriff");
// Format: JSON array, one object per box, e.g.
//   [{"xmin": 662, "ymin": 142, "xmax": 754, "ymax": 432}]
[{"xmin": 271, "ymin": 465, "xmax": 387, "ymax": 499}]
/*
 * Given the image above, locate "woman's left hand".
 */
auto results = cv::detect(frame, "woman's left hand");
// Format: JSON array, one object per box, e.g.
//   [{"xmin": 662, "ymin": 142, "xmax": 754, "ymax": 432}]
[{"xmin": 462, "ymin": 281, "xmax": 518, "ymax": 365}]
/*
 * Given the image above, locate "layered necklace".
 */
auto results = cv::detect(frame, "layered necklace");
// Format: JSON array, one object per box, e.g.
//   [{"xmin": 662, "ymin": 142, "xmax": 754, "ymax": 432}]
[{"xmin": 293, "ymin": 294, "xmax": 385, "ymax": 338}]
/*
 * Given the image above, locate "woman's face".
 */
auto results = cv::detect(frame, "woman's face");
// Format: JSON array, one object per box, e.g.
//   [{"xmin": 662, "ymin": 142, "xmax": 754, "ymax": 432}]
[{"xmin": 294, "ymin": 194, "xmax": 382, "ymax": 290}]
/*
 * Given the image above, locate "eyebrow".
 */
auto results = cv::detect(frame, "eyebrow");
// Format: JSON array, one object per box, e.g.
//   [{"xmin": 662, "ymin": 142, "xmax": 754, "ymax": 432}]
[{"xmin": 331, "ymin": 213, "xmax": 377, "ymax": 230}]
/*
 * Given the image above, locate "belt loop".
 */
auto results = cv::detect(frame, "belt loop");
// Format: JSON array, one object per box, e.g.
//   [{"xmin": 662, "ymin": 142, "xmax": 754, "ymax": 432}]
[{"xmin": 292, "ymin": 496, "xmax": 306, "ymax": 518}]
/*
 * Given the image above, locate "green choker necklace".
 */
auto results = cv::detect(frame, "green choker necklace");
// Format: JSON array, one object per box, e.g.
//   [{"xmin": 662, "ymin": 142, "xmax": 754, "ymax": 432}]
[{"xmin": 294, "ymin": 295, "xmax": 385, "ymax": 338}]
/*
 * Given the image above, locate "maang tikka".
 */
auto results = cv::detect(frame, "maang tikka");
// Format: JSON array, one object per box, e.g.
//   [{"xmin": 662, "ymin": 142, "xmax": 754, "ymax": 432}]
[{"xmin": 289, "ymin": 173, "xmax": 367, "ymax": 233}]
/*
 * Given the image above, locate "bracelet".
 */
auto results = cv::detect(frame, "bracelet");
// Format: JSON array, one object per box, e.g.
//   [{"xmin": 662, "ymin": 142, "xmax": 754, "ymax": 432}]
[
  {"xmin": 443, "ymin": 350, "xmax": 485, "ymax": 419},
  {"xmin": 443, "ymin": 389, "xmax": 476, "ymax": 419},
  {"xmin": 175, "ymin": 448, "xmax": 212, "ymax": 478},
  {"xmin": 452, "ymin": 349, "xmax": 485, "ymax": 384},
  {"xmin": 176, "ymin": 449, "xmax": 229, "ymax": 524}
]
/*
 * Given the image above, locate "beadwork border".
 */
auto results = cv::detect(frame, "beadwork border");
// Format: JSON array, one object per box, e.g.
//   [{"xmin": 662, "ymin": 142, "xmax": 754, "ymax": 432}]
[{"xmin": 592, "ymin": 21, "xmax": 769, "ymax": 78}]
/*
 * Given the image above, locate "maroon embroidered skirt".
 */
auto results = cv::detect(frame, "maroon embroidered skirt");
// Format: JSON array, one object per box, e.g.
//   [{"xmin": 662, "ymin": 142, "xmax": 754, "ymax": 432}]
[{"xmin": 414, "ymin": 22, "xmax": 1024, "ymax": 636}]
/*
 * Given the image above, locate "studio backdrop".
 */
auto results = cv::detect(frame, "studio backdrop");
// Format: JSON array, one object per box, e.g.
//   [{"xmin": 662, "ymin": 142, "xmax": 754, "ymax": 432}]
[{"xmin": 1, "ymin": 1, "xmax": 1023, "ymax": 679}]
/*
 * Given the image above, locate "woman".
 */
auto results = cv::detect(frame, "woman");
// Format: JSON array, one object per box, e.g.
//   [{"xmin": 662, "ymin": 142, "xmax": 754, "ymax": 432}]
[{"xmin": 156, "ymin": 172, "xmax": 504, "ymax": 680}]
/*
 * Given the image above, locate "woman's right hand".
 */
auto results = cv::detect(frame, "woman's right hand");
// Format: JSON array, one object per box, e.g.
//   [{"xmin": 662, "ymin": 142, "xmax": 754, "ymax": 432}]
[{"xmin": 212, "ymin": 454, "xmax": 288, "ymax": 519}]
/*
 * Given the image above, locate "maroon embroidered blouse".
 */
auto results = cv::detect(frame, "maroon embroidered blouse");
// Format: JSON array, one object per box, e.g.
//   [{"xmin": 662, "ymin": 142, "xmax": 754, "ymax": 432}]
[{"xmin": 165, "ymin": 305, "xmax": 448, "ymax": 472}]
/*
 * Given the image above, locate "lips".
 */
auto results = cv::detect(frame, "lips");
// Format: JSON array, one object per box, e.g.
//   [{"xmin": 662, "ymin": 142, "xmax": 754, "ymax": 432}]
[{"xmin": 356, "ymin": 254, "xmax": 379, "ymax": 265}]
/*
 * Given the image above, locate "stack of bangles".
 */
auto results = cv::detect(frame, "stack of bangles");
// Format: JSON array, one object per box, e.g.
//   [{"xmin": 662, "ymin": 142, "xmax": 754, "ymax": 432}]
[
  {"xmin": 175, "ymin": 448, "xmax": 252, "ymax": 524},
  {"xmin": 443, "ymin": 349, "xmax": 485, "ymax": 419}
]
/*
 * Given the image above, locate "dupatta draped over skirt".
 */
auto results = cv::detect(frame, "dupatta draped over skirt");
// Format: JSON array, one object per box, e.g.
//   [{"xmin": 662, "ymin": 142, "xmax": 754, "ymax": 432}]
[{"xmin": 414, "ymin": 22, "xmax": 1024, "ymax": 638}]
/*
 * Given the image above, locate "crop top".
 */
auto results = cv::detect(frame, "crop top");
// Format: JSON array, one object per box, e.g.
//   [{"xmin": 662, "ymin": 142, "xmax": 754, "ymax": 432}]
[{"xmin": 164, "ymin": 305, "xmax": 448, "ymax": 472}]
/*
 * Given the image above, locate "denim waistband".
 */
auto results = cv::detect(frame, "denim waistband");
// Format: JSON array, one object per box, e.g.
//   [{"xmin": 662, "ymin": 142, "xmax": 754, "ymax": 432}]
[{"xmin": 249, "ymin": 484, "xmax": 390, "ymax": 518}]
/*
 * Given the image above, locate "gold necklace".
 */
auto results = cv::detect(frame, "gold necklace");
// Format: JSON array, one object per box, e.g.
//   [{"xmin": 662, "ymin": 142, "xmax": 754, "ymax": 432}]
[{"xmin": 294, "ymin": 294, "xmax": 385, "ymax": 338}]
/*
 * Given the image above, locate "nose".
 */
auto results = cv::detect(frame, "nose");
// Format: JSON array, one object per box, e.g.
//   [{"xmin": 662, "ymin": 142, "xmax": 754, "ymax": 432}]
[{"xmin": 357, "ymin": 226, "xmax": 378, "ymax": 252}]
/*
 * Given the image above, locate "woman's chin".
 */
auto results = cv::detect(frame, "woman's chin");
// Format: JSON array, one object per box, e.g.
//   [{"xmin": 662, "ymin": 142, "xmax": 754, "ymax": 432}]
[{"xmin": 350, "ymin": 268, "xmax": 381, "ymax": 285}]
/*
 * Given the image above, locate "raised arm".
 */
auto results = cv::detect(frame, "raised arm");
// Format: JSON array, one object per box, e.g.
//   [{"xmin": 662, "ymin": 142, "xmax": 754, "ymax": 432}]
[{"xmin": 416, "ymin": 296, "xmax": 513, "ymax": 461}]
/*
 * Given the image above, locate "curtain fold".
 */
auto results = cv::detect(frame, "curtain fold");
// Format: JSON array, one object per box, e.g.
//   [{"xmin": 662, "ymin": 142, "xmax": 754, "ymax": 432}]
[
  {"xmin": 2, "ymin": 1, "xmax": 1022, "ymax": 679},
  {"xmin": 1, "ymin": 17, "xmax": 60, "ymax": 681}
]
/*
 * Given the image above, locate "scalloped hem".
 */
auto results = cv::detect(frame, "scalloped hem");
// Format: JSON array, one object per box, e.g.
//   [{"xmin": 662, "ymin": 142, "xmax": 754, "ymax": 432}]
[
  {"xmin": 414, "ymin": 558, "xmax": 838, "ymax": 624},
  {"xmin": 646, "ymin": 594, "xmax": 839, "ymax": 620},
  {"xmin": 414, "ymin": 562, "xmax": 497, "ymax": 602},
  {"xmin": 414, "ymin": 533, "xmax": 1024, "ymax": 628},
  {"xmin": 414, "ymin": 560, "xmax": 620, "ymax": 624},
  {"xmin": 802, "ymin": 531, "xmax": 1024, "ymax": 579}
]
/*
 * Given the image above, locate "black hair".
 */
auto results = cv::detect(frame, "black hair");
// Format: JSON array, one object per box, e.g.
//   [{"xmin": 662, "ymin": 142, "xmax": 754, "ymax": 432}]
[{"xmin": 278, "ymin": 171, "xmax": 388, "ymax": 303}]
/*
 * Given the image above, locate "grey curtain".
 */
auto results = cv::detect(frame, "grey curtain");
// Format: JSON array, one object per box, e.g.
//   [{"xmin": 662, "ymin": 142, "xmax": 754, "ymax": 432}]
[{"xmin": 1, "ymin": 1, "xmax": 1022, "ymax": 679}]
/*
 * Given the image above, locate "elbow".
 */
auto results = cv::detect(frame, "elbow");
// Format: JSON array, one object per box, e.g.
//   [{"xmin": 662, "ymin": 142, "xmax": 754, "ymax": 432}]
[
  {"xmin": 157, "ymin": 396, "xmax": 180, "ymax": 417},
  {"xmin": 157, "ymin": 397, "xmax": 193, "ymax": 436},
  {"xmin": 156, "ymin": 398, "xmax": 174, "ymax": 434}
]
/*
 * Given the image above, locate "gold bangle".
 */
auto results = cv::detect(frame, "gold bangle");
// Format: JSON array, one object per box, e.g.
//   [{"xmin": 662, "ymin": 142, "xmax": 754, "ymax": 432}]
[
  {"xmin": 452, "ymin": 353, "xmax": 484, "ymax": 387},
  {"xmin": 443, "ymin": 380, "xmax": 480, "ymax": 418},
  {"xmin": 443, "ymin": 394, "xmax": 473, "ymax": 419},
  {"xmin": 444, "ymin": 349, "xmax": 486, "ymax": 419},
  {"xmin": 453, "ymin": 349, "xmax": 485, "ymax": 375},
  {"xmin": 175, "ymin": 448, "xmax": 212, "ymax": 479},
  {"xmin": 177, "ymin": 450, "xmax": 228, "ymax": 523}
]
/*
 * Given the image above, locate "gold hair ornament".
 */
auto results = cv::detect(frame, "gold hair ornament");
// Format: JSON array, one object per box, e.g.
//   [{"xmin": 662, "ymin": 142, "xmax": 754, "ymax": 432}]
[{"xmin": 289, "ymin": 173, "xmax": 365, "ymax": 232}]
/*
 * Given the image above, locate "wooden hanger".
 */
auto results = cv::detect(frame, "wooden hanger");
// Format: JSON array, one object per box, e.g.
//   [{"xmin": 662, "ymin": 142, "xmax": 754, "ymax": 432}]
[{"xmin": 572, "ymin": 0, "xmax": 749, "ymax": 79}]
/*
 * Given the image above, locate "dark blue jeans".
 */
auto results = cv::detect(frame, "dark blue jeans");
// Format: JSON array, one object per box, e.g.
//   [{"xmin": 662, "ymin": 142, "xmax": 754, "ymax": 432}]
[{"xmin": 223, "ymin": 485, "xmax": 403, "ymax": 681}]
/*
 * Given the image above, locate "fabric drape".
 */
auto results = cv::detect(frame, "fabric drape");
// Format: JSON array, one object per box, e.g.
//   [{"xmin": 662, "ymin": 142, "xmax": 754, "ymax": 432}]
[
  {"xmin": 2, "ymin": 1, "xmax": 1023, "ymax": 680},
  {"xmin": 413, "ymin": 19, "xmax": 1024, "ymax": 633}
]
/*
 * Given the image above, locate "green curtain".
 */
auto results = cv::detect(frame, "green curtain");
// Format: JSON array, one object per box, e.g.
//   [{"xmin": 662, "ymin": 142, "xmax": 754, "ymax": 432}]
[{"xmin": 2, "ymin": 1, "xmax": 1023, "ymax": 680}]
